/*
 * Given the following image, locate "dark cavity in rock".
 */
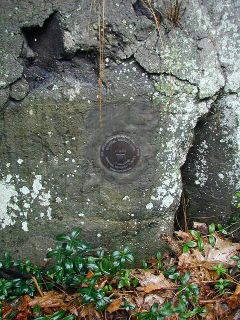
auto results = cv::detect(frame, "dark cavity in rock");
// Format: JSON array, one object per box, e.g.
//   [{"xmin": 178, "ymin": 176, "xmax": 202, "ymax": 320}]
[{"xmin": 22, "ymin": 12, "xmax": 64, "ymax": 70}]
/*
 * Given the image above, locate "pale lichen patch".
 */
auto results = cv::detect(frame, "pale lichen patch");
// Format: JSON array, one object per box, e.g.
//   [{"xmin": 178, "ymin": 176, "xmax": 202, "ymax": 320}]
[
  {"xmin": 0, "ymin": 173, "xmax": 53, "ymax": 230},
  {"xmin": 0, "ymin": 180, "xmax": 18, "ymax": 228},
  {"xmin": 21, "ymin": 221, "xmax": 28, "ymax": 231}
]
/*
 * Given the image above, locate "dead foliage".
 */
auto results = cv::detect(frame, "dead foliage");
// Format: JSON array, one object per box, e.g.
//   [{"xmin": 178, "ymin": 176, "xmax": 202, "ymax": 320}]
[
  {"xmin": 164, "ymin": 0, "xmax": 186, "ymax": 27},
  {"xmin": 1, "ymin": 223, "xmax": 240, "ymax": 320}
]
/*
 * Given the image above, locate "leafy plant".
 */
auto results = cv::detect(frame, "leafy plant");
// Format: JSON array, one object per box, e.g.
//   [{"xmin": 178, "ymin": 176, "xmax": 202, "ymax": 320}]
[
  {"xmin": 214, "ymin": 278, "xmax": 230, "ymax": 295},
  {"xmin": 156, "ymin": 252, "xmax": 163, "ymax": 270},
  {"xmin": 137, "ymin": 302, "xmax": 174, "ymax": 320},
  {"xmin": 231, "ymin": 255, "xmax": 240, "ymax": 269},
  {"xmin": 34, "ymin": 310, "xmax": 75, "ymax": 320},
  {"xmin": 0, "ymin": 278, "xmax": 35, "ymax": 300},
  {"xmin": 80, "ymin": 287, "xmax": 111, "ymax": 311},
  {"xmin": 118, "ymin": 269, "xmax": 139, "ymax": 289},
  {"xmin": 208, "ymin": 223, "xmax": 216, "ymax": 247},
  {"xmin": 216, "ymin": 224, "xmax": 228, "ymax": 235},
  {"xmin": 111, "ymin": 247, "xmax": 134, "ymax": 268},
  {"xmin": 189, "ymin": 230, "xmax": 204, "ymax": 251},
  {"xmin": 122, "ymin": 299, "xmax": 136, "ymax": 311},
  {"xmin": 45, "ymin": 228, "xmax": 91, "ymax": 286},
  {"xmin": 0, "ymin": 223, "xmax": 239, "ymax": 320},
  {"xmin": 182, "ymin": 240, "xmax": 197, "ymax": 253},
  {"xmin": 212, "ymin": 263, "xmax": 226, "ymax": 277},
  {"xmin": 142, "ymin": 260, "xmax": 148, "ymax": 270}
]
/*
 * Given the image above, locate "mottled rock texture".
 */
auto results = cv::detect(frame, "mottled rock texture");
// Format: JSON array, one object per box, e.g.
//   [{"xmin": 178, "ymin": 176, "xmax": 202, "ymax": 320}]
[{"xmin": 0, "ymin": 0, "xmax": 239, "ymax": 262}]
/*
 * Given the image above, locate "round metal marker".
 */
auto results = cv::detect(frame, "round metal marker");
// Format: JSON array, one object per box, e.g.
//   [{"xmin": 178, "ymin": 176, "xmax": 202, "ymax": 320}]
[{"xmin": 100, "ymin": 135, "xmax": 140, "ymax": 173}]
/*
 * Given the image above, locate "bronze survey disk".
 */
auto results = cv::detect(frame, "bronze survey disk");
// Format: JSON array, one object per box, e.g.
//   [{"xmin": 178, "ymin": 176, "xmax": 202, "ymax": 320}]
[{"xmin": 100, "ymin": 135, "xmax": 140, "ymax": 173}]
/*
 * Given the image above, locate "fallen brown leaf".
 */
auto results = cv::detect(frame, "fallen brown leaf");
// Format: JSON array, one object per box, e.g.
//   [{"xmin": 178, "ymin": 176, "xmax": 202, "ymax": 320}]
[
  {"xmin": 193, "ymin": 222, "xmax": 208, "ymax": 235},
  {"xmin": 137, "ymin": 271, "xmax": 174, "ymax": 293},
  {"xmin": 106, "ymin": 299, "xmax": 122, "ymax": 313},
  {"xmin": 227, "ymin": 284, "xmax": 240, "ymax": 310},
  {"xmin": 29, "ymin": 291, "xmax": 67, "ymax": 309},
  {"xmin": 175, "ymin": 230, "xmax": 192, "ymax": 242},
  {"xmin": 204, "ymin": 236, "xmax": 240, "ymax": 266},
  {"xmin": 79, "ymin": 304, "xmax": 101, "ymax": 319},
  {"xmin": 143, "ymin": 294, "xmax": 165, "ymax": 310},
  {"xmin": 178, "ymin": 235, "xmax": 240, "ymax": 272},
  {"xmin": 86, "ymin": 270, "xmax": 94, "ymax": 279}
]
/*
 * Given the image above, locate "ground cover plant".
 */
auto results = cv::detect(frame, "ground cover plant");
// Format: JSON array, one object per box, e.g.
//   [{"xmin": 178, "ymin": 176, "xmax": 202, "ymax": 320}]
[{"xmin": 0, "ymin": 223, "xmax": 240, "ymax": 320}]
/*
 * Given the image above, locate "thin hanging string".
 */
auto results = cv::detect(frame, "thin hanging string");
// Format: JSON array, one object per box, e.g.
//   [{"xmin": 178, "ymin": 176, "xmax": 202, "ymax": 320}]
[{"xmin": 98, "ymin": 0, "xmax": 105, "ymax": 128}]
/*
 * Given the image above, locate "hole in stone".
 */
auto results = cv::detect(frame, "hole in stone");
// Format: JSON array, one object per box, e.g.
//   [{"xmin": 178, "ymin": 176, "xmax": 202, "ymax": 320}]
[
  {"xmin": 22, "ymin": 12, "xmax": 64, "ymax": 70},
  {"xmin": 132, "ymin": 0, "xmax": 154, "ymax": 19}
]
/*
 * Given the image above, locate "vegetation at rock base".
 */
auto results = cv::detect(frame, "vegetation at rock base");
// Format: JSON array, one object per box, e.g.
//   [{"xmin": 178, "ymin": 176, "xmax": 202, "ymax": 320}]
[{"xmin": 0, "ymin": 223, "xmax": 240, "ymax": 320}]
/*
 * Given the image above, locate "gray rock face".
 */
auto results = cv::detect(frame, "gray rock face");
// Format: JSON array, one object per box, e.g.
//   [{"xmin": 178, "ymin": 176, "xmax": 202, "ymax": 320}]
[
  {"xmin": 10, "ymin": 79, "xmax": 29, "ymax": 100},
  {"xmin": 181, "ymin": 95, "xmax": 239, "ymax": 224},
  {"xmin": 0, "ymin": 0, "xmax": 239, "ymax": 262}
]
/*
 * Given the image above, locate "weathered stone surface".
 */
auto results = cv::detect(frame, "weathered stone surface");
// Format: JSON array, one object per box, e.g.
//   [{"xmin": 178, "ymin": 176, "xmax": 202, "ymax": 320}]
[
  {"xmin": 182, "ymin": 94, "xmax": 240, "ymax": 226},
  {"xmin": 0, "ymin": 0, "xmax": 239, "ymax": 262},
  {"xmin": 0, "ymin": 87, "xmax": 9, "ymax": 109},
  {"xmin": 10, "ymin": 79, "xmax": 29, "ymax": 101},
  {"xmin": 0, "ymin": 53, "xmax": 23, "ymax": 88}
]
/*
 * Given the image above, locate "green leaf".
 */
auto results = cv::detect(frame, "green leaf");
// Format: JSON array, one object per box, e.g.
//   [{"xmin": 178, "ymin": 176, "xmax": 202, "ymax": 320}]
[
  {"xmin": 64, "ymin": 259, "xmax": 74, "ymax": 271},
  {"xmin": 70, "ymin": 229, "xmax": 81, "ymax": 239},
  {"xmin": 213, "ymin": 263, "xmax": 226, "ymax": 276},
  {"xmin": 33, "ymin": 305, "xmax": 41, "ymax": 313},
  {"xmin": 182, "ymin": 244, "xmax": 189, "ymax": 253},
  {"xmin": 188, "ymin": 283, "xmax": 199, "ymax": 295},
  {"xmin": 126, "ymin": 253, "xmax": 134, "ymax": 264},
  {"xmin": 46, "ymin": 249, "xmax": 59, "ymax": 258},
  {"xmin": 4, "ymin": 253, "xmax": 12, "ymax": 268},
  {"xmin": 96, "ymin": 298, "xmax": 108, "ymax": 311},
  {"xmin": 156, "ymin": 252, "xmax": 162, "ymax": 260},
  {"xmin": 208, "ymin": 223, "xmax": 215, "ymax": 234},
  {"xmin": 209, "ymin": 235, "xmax": 216, "ymax": 247},
  {"xmin": 99, "ymin": 258, "xmax": 114, "ymax": 275},
  {"xmin": 76, "ymin": 242, "xmax": 90, "ymax": 252},
  {"xmin": 63, "ymin": 316, "xmax": 75, "ymax": 320},
  {"xmin": 142, "ymin": 260, "xmax": 148, "ymax": 269},
  {"xmin": 160, "ymin": 302, "xmax": 173, "ymax": 317},
  {"xmin": 180, "ymin": 271, "xmax": 190, "ymax": 285},
  {"xmin": 6, "ymin": 311, "xmax": 18, "ymax": 320},
  {"xmin": 50, "ymin": 310, "xmax": 66, "ymax": 320},
  {"xmin": 150, "ymin": 303, "xmax": 159, "ymax": 313},
  {"xmin": 56, "ymin": 234, "xmax": 71, "ymax": 242},
  {"xmin": 189, "ymin": 230, "xmax": 201, "ymax": 240},
  {"xmin": 132, "ymin": 277, "xmax": 139, "ymax": 287},
  {"xmin": 168, "ymin": 272, "xmax": 180, "ymax": 281},
  {"xmin": 118, "ymin": 277, "xmax": 130, "ymax": 289},
  {"xmin": 197, "ymin": 238, "xmax": 204, "ymax": 251},
  {"xmin": 74, "ymin": 256, "xmax": 84, "ymax": 271},
  {"xmin": 122, "ymin": 300, "xmax": 135, "ymax": 311},
  {"xmin": 112, "ymin": 251, "xmax": 120, "ymax": 259},
  {"xmin": 186, "ymin": 241, "xmax": 197, "ymax": 248},
  {"xmin": 217, "ymin": 224, "xmax": 228, "ymax": 235},
  {"xmin": 174, "ymin": 299, "xmax": 187, "ymax": 314}
]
